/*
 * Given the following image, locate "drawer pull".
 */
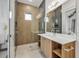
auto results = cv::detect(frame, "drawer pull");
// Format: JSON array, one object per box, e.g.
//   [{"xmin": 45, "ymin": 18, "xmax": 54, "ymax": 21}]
[{"xmin": 64, "ymin": 46, "xmax": 74, "ymax": 52}]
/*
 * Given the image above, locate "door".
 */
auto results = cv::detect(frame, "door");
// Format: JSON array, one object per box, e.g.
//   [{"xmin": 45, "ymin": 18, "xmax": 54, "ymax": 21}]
[{"xmin": 15, "ymin": 3, "xmax": 32, "ymax": 46}]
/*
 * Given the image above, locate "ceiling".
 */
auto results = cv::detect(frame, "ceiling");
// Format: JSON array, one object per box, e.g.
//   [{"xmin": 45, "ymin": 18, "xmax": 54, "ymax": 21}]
[{"xmin": 17, "ymin": 0, "xmax": 43, "ymax": 7}]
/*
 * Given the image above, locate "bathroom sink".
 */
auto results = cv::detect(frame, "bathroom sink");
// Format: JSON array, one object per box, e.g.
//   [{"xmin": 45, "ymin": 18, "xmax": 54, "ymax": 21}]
[
  {"xmin": 38, "ymin": 32, "xmax": 76, "ymax": 44},
  {"xmin": 45, "ymin": 32, "xmax": 54, "ymax": 37}
]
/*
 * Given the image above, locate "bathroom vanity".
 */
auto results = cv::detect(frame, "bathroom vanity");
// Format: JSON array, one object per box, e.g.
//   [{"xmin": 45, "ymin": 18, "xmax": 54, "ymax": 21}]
[
  {"xmin": 39, "ymin": 32, "xmax": 76, "ymax": 58},
  {"xmin": 43, "ymin": 0, "xmax": 76, "ymax": 58}
]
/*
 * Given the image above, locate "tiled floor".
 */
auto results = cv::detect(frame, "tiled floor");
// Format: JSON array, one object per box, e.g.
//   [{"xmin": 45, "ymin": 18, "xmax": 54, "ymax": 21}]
[{"xmin": 16, "ymin": 42, "xmax": 45, "ymax": 58}]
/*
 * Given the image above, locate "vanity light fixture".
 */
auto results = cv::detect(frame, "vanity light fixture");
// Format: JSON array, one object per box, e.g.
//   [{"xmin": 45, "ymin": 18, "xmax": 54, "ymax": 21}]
[
  {"xmin": 55, "ymin": 19, "xmax": 58, "ymax": 24},
  {"xmin": 45, "ymin": 17, "xmax": 49, "ymax": 23}
]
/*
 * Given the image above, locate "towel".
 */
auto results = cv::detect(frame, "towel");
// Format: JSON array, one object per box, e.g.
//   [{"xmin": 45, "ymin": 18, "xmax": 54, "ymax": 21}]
[
  {"xmin": 0, "ymin": 24, "xmax": 5, "ymax": 44},
  {"xmin": 0, "ymin": 33, "xmax": 5, "ymax": 44}
]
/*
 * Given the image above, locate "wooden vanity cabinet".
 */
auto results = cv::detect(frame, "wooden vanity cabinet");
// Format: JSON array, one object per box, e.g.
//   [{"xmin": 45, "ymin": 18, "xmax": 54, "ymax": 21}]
[
  {"xmin": 40, "ymin": 37, "xmax": 52, "ymax": 58},
  {"xmin": 40, "ymin": 37, "xmax": 75, "ymax": 58},
  {"xmin": 52, "ymin": 42, "xmax": 75, "ymax": 58}
]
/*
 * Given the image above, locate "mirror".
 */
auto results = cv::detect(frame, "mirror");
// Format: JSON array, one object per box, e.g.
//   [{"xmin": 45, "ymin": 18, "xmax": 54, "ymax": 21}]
[
  {"xmin": 45, "ymin": 0, "xmax": 76, "ymax": 35},
  {"xmin": 46, "ymin": 6, "xmax": 62, "ymax": 33}
]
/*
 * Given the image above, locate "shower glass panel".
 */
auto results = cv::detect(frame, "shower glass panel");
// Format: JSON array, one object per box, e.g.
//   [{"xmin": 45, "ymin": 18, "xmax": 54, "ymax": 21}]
[
  {"xmin": 47, "ymin": 6, "xmax": 62, "ymax": 33},
  {"xmin": 39, "ymin": 0, "xmax": 45, "ymax": 33}
]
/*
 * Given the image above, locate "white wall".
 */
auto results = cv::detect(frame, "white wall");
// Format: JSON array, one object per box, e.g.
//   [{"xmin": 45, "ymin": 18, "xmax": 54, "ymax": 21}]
[
  {"xmin": 10, "ymin": 0, "xmax": 16, "ymax": 58},
  {"xmin": 0, "ymin": 0, "xmax": 15, "ymax": 57},
  {"xmin": 76, "ymin": 0, "xmax": 79, "ymax": 57},
  {"xmin": 0, "ymin": 0, "xmax": 9, "ymax": 57},
  {"xmin": 62, "ymin": 0, "xmax": 76, "ymax": 33},
  {"xmin": 0, "ymin": 0, "xmax": 9, "ymax": 38}
]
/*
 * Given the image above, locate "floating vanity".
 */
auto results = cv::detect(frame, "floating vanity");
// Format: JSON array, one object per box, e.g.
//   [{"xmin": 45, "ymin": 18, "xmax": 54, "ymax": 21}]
[{"xmin": 38, "ymin": 32, "xmax": 76, "ymax": 58}]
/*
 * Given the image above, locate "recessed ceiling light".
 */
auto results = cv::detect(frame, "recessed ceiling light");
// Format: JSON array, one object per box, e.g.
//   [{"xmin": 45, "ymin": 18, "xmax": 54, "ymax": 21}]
[{"xmin": 28, "ymin": 0, "xmax": 33, "ymax": 2}]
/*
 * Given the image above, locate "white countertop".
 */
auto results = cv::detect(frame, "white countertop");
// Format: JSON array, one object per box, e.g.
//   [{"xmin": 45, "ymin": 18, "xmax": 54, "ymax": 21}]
[{"xmin": 38, "ymin": 32, "xmax": 76, "ymax": 45}]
